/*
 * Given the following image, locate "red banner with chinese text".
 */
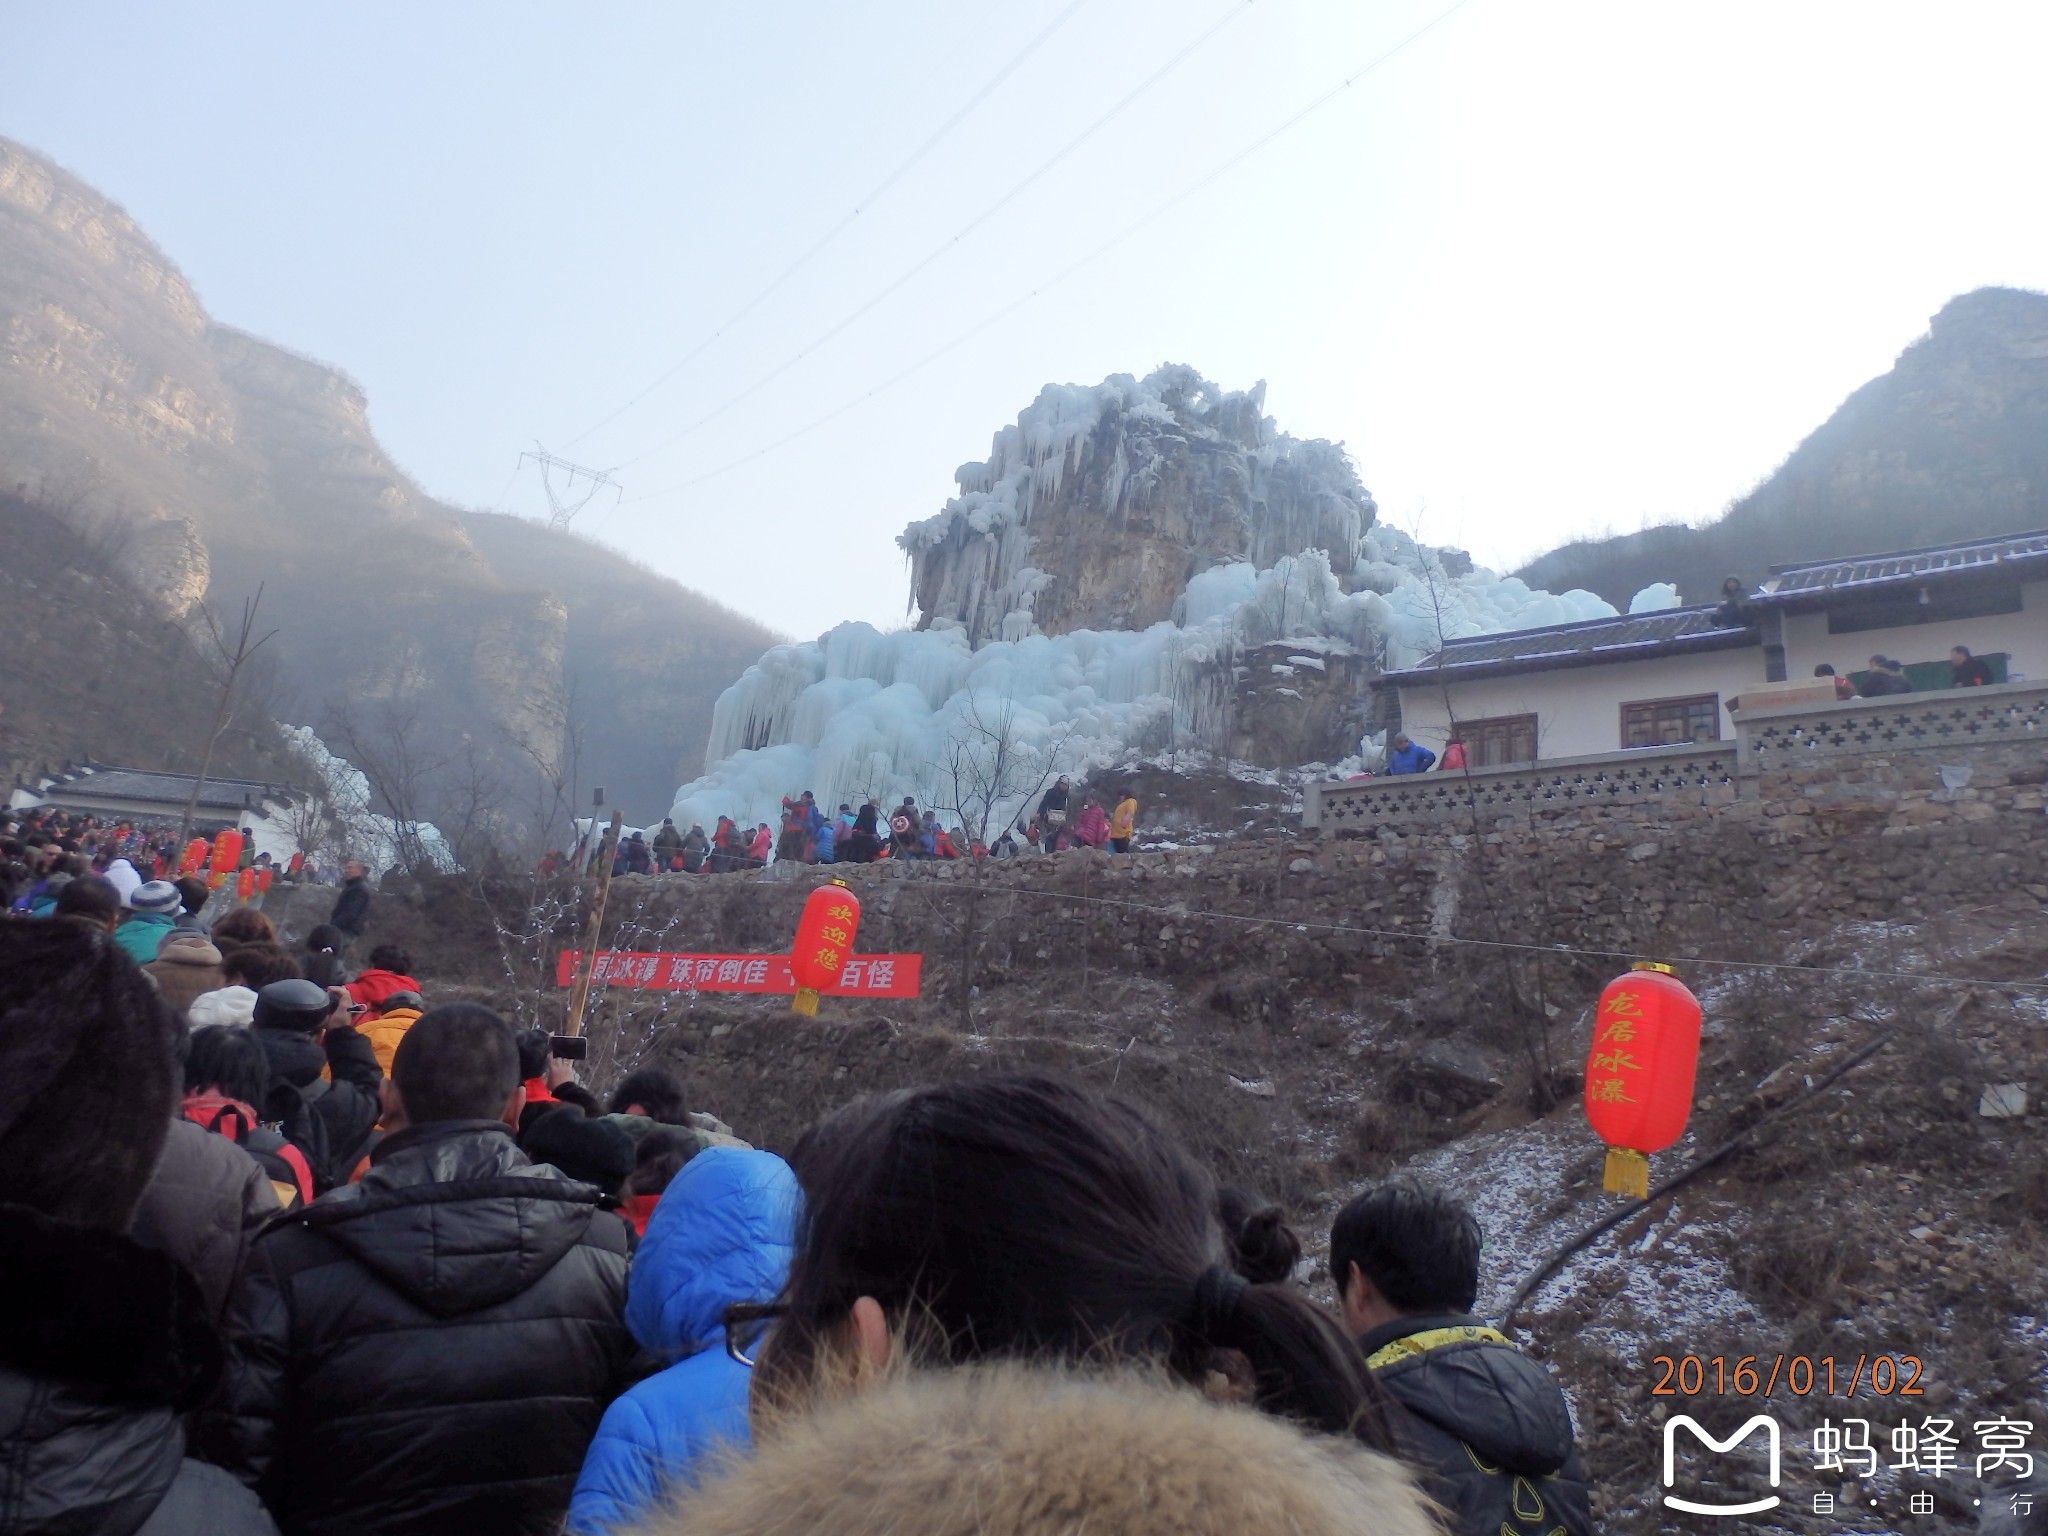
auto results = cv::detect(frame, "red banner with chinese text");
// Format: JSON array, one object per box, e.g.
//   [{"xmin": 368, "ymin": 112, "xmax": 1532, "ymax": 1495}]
[{"xmin": 556, "ymin": 949, "xmax": 922, "ymax": 998}]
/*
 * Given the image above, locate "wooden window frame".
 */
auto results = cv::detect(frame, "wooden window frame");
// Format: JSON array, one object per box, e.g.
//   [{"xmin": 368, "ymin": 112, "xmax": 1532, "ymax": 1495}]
[
  {"xmin": 1619, "ymin": 693, "xmax": 1722, "ymax": 749},
  {"xmin": 1451, "ymin": 713, "xmax": 1539, "ymax": 767}
]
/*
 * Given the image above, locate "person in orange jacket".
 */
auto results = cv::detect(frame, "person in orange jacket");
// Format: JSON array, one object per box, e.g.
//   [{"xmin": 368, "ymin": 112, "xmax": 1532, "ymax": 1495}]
[{"xmin": 1109, "ymin": 791, "xmax": 1138, "ymax": 853}]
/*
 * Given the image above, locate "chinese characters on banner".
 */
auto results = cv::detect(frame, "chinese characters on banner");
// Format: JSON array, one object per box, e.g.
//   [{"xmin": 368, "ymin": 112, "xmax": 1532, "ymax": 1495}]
[
  {"xmin": 1588, "ymin": 986, "xmax": 1642, "ymax": 1107},
  {"xmin": 555, "ymin": 949, "xmax": 922, "ymax": 999}
]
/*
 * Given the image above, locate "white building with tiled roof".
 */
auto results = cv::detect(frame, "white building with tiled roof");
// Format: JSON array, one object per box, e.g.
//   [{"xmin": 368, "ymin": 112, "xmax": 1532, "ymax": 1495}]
[{"xmin": 1382, "ymin": 529, "xmax": 2048, "ymax": 764}]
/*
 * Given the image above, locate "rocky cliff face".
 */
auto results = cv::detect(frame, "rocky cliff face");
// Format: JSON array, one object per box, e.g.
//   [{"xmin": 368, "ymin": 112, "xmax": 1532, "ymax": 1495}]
[
  {"xmin": 0, "ymin": 136, "xmax": 777, "ymax": 825},
  {"xmin": 1518, "ymin": 286, "xmax": 2048, "ymax": 606},
  {"xmin": 900, "ymin": 365, "xmax": 1376, "ymax": 646}
]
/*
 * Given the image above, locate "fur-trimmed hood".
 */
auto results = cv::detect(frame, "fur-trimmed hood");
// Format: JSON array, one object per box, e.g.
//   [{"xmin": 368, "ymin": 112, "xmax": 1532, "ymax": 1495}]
[{"xmin": 643, "ymin": 1364, "xmax": 1440, "ymax": 1536}]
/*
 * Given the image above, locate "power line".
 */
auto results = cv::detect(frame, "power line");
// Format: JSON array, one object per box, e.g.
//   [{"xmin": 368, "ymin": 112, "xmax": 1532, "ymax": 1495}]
[
  {"xmin": 561, "ymin": 0, "xmax": 1096, "ymax": 450},
  {"xmin": 621, "ymin": 0, "xmax": 1479, "ymax": 504},
  {"xmin": 610, "ymin": 0, "xmax": 1258, "ymax": 472}
]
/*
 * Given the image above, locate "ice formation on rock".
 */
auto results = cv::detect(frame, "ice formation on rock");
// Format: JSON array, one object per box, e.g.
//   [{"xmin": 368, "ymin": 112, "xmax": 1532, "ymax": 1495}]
[
  {"xmin": 1628, "ymin": 582, "xmax": 1681, "ymax": 613},
  {"xmin": 282, "ymin": 726, "xmax": 455, "ymax": 872},
  {"xmin": 662, "ymin": 368, "xmax": 1616, "ymax": 834}
]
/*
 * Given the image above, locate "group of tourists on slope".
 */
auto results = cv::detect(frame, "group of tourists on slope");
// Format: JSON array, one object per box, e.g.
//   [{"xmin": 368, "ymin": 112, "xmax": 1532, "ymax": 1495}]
[
  {"xmin": 2, "ymin": 835, "xmax": 1596, "ymax": 1536},
  {"xmin": 550, "ymin": 778, "xmax": 1143, "ymax": 879}
]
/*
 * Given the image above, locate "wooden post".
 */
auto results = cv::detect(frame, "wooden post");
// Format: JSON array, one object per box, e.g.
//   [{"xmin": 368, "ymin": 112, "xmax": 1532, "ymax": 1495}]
[{"xmin": 562, "ymin": 811, "xmax": 623, "ymax": 1038}]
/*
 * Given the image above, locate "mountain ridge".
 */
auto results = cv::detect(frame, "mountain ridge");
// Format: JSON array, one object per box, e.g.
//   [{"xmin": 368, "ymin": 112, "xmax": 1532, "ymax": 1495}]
[{"xmin": 0, "ymin": 134, "xmax": 776, "ymax": 831}]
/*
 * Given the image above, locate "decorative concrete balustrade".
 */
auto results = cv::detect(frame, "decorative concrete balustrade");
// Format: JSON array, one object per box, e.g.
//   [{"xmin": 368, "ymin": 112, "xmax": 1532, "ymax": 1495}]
[
  {"xmin": 1302, "ymin": 680, "xmax": 2048, "ymax": 831},
  {"xmin": 1302, "ymin": 742, "xmax": 1739, "ymax": 830},
  {"xmin": 1736, "ymin": 678, "xmax": 2048, "ymax": 772}
]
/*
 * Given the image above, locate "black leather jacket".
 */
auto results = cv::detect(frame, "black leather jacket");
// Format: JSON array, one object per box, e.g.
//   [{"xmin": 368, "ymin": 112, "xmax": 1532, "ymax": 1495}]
[
  {"xmin": 199, "ymin": 1122, "xmax": 634, "ymax": 1536},
  {"xmin": 1359, "ymin": 1313, "xmax": 1594, "ymax": 1536}
]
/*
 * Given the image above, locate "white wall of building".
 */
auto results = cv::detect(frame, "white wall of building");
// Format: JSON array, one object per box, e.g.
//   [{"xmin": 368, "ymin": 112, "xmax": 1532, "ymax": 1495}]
[
  {"xmin": 1778, "ymin": 579, "xmax": 2048, "ymax": 682},
  {"xmin": 1397, "ymin": 645, "xmax": 1770, "ymax": 762}
]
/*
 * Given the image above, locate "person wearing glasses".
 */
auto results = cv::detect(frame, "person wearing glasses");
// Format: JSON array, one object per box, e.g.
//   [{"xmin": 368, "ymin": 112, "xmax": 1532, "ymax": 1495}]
[
  {"xmin": 567, "ymin": 1147, "xmax": 798, "ymax": 1536},
  {"xmin": 639, "ymin": 1076, "xmax": 1432, "ymax": 1536}
]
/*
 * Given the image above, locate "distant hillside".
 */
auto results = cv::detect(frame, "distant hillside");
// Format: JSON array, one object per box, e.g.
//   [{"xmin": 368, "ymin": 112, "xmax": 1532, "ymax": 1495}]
[
  {"xmin": 0, "ymin": 135, "xmax": 776, "ymax": 828},
  {"xmin": 1518, "ymin": 287, "xmax": 2048, "ymax": 605},
  {"xmin": 0, "ymin": 486, "xmax": 294, "ymax": 788}
]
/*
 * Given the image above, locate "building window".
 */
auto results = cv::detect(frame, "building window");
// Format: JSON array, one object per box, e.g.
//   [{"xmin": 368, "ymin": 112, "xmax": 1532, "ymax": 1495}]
[
  {"xmin": 1621, "ymin": 695, "xmax": 1721, "ymax": 748},
  {"xmin": 1453, "ymin": 714, "xmax": 1538, "ymax": 766}
]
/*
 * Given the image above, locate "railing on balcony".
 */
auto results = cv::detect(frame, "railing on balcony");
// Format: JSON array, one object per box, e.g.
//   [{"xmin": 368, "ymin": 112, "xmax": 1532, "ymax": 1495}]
[
  {"xmin": 1737, "ymin": 678, "xmax": 2048, "ymax": 771},
  {"xmin": 1302, "ymin": 742, "xmax": 1740, "ymax": 830},
  {"xmin": 1303, "ymin": 680, "xmax": 2048, "ymax": 831}
]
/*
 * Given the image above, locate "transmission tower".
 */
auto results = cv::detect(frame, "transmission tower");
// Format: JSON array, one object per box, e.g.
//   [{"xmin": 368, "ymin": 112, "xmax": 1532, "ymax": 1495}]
[{"xmin": 519, "ymin": 444, "xmax": 622, "ymax": 532}]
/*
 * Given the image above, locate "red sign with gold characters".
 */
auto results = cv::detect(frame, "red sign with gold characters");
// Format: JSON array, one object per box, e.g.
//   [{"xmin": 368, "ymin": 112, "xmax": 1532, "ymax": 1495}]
[
  {"xmin": 555, "ymin": 948, "xmax": 920, "ymax": 999},
  {"xmin": 1582, "ymin": 961, "xmax": 1701, "ymax": 1197}
]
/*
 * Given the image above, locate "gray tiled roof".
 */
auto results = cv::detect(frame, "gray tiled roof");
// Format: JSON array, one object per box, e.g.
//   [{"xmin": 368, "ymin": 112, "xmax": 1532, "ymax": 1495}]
[
  {"xmin": 43, "ymin": 765, "xmax": 280, "ymax": 810},
  {"xmin": 1385, "ymin": 607, "xmax": 1752, "ymax": 681},
  {"xmin": 1762, "ymin": 528, "xmax": 2048, "ymax": 599}
]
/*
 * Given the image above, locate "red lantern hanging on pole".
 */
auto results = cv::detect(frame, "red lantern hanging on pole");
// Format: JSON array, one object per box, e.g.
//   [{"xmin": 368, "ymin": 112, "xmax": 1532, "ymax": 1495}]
[
  {"xmin": 255, "ymin": 866, "xmax": 274, "ymax": 895},
  {"xmin": 178, "ymin": 837, "xmax": 209, "ymax": 877},
  {"xmin": 235, "ymin": 867, "xmax": 257, "ymax": 903},
  {"xmin": 788, "ymin": 879, "xmax": 862, "ymax": 1017},
  {"xmin": 1583, "ymin": 961, "xmax": 1702, "ymax": 1198},
  {"xmin": 208, "ymin": 829, "xmax": 243, "ymax": 880}
]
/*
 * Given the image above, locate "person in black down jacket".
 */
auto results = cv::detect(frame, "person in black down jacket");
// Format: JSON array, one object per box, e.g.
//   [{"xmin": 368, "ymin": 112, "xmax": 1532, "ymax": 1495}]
[
  {"xmin": 0, "ymin": 919, "xmax": 276, "ymax": 1536},
  {"xmin": 1330, "ymin": 1180, "xmax": 1593, "ymax": 1536},
  {"xmin": 201, "ymin": 1003, "xmax": 635, "ymax": 1536},
  {"xmin": 250, "ymin": 979, "xmax": 383, "ymax": 1193}
]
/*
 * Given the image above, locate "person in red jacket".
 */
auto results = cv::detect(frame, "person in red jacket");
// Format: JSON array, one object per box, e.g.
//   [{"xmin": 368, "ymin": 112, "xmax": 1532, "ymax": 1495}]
[
  {"xmin": 747, "ymin": 824, "xmax": 772, "ymax": 867},
  {"xmin": 345, "ymin": 944, "xmax": 421, "ymax": 1015}
]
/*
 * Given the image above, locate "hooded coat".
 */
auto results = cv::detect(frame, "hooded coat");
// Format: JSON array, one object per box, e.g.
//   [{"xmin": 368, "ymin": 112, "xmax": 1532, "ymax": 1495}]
[
  {"xmin": 251, "ymin": 1023, "xmax": 383, "ymax": 1194},
  {"xmin": 0, "ymin": 1204, "xmax": 276, "ymax": 1536},
  {"xmin": 639, "ymin": 1363, "xmax": 1437, "ymax": 1536},
  {"xmin": 566, "ymin": 1149, "xmax": 798, "ymax": 1535},
  {"xmin": 200, "ymin": 1121, "xmax": 635, "ymax": 1536},
  {"xmin": 342, "ymin": 967, "xmax": 420, "ymax": 1013},
  {"xmin": 144, "ymin": 935, "xmax": 226, "ymax": 1019},
  {"xmin": 1359, "ymin": 1314, "xmax": 1594, "ymax": 1536}
]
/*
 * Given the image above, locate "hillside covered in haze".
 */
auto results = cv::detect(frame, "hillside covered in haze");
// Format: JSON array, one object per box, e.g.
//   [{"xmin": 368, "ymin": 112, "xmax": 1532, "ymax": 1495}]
[
  {"xmin": 0, "ymin": 136, "xmax": 775, "ymax": 831},
  {"xmin": 1518, "ymin": 286, "xmax": 2048, "ymax": 605}
]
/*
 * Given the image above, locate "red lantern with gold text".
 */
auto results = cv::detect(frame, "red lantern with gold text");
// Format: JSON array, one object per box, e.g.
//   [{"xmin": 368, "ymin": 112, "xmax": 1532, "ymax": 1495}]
[
  {"xmin": 1583, "ymin": 962, "xmax": 1701, "ymax": 1198},
  {"xmin": 208, "ymin": 829, "xmax": 243, "ymax": 879},
  {"xmin": 235, "ymin": 867, "xmax": 257, "ymax": 903},
  {"xmin": 788, "ymin": 879, "xmax": 862, "ymax": 1017},
  {"xmin": 177, "ymin": 838, "xmax": 209, "ymax": 877}
]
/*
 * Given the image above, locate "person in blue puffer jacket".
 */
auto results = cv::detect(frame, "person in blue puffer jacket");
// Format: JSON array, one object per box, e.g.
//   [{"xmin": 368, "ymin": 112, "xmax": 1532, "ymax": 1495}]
[
  {"xmin": 566, "ymin": 1147, "xmax": 798, "ymax": 1535},
  {"xmin": 813, "ymin": 817, "xmax": 836, "ymax": 864}
]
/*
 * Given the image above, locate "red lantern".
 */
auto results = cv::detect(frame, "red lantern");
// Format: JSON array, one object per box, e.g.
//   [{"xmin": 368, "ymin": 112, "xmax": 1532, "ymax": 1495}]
[
  {"xmin": 255, "ymin": 867, "xmax": 274, "ymax": 894},
  {"xmin": 208, "ymin": 829, "xmax": 243, "ymax": 878},
  {"xmin": 788, "ymin": 879, "xmax": 862, "ymax": 1017},
  {"xmin": 178, "ymin": 837, "xmax": 209, "ymax": 876},
  {"xmin": 1583, "ymin": 962, "xmax": 1702, "ymax": 1198},
  {"xmin": 235, "ymin": 867, "xmax": 257, "ymax": 903}
]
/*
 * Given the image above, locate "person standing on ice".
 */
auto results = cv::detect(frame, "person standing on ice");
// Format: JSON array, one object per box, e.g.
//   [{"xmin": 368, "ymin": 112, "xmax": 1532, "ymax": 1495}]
[
  {"xmin": 1385, "ymin": 736, "xmax": 1436, "ymax": 775},
  {"xmin": 1036, "ymin": 778, "xmax": 1072, "ymax": 852}
]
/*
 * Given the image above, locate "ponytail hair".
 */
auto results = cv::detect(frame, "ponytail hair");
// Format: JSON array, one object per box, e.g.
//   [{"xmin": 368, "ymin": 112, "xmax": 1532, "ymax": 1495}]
[{"xmin": 761, "ymin": 1074, "xmax": 1399, "ymax": 1451}]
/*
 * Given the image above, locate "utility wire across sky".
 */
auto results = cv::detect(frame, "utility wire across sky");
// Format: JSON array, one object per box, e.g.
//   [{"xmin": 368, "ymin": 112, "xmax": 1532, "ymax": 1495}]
[
  {"xmin": 603, "ymin": 0, "xmax": 1261, "ymax": 474},
  {"xmin": 619, "ymin": 0, "xmax": 1480, "ymax": 506},
  {"xmin": 561, "ymin": 0, "xmax": 1097, "ymax": 451}
]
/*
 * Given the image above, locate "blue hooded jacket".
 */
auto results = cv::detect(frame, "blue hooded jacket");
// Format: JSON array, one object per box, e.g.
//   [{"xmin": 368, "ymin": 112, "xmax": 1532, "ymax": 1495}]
[
  {"xmin": 813, "ymin": 820, "xmax": 836, "ymax": 863},
  {"xmin": 567, "ymin": 1148, "xmax": 798, "ymax": 1535}
]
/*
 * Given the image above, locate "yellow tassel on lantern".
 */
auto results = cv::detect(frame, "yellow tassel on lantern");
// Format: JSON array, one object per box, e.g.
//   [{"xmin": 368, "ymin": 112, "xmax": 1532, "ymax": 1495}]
[
  {"xmin": 1602, "ymin": 1147, "xmax": 1650, "ymax": 1198},
  {"xmin": 790, "ymin": 987, "xmax": 820, "ymax": 1017}
]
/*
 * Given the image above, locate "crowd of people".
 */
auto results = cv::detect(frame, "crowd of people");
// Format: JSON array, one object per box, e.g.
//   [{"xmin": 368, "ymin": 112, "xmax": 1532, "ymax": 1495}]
[
  {"xmin": 1, "ymin": 827, "xmax": 1593, "ymax": 1536},
  {"xmin": 551, "ymin": 780, "xmax": 1145, "ymax": 879}
]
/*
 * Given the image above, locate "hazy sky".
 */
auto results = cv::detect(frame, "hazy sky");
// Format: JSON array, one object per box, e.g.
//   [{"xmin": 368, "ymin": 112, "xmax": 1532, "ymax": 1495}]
[{"xmin": 9, "ymin": 1, "xmax": 2048, "ymax": 637}]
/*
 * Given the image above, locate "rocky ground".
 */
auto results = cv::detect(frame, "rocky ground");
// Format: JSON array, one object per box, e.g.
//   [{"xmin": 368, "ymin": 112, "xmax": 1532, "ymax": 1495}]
[{"xmin": 274, "ymin": 801, "xmax": 2048, "ymax": 1534}]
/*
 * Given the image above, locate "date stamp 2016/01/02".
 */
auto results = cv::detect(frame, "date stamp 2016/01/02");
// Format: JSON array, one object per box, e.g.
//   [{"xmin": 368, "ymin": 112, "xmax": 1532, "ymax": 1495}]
[{"xmin": 1651, "ymin": 1353, "xmax": 1925, "ymax": 1398}]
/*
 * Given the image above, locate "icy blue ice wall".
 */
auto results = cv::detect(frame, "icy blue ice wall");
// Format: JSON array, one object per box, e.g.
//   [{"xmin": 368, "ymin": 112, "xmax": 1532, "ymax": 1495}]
[{"xmin": 663, "ymin": 369, "xmax": 1619, "ymax": 834}]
